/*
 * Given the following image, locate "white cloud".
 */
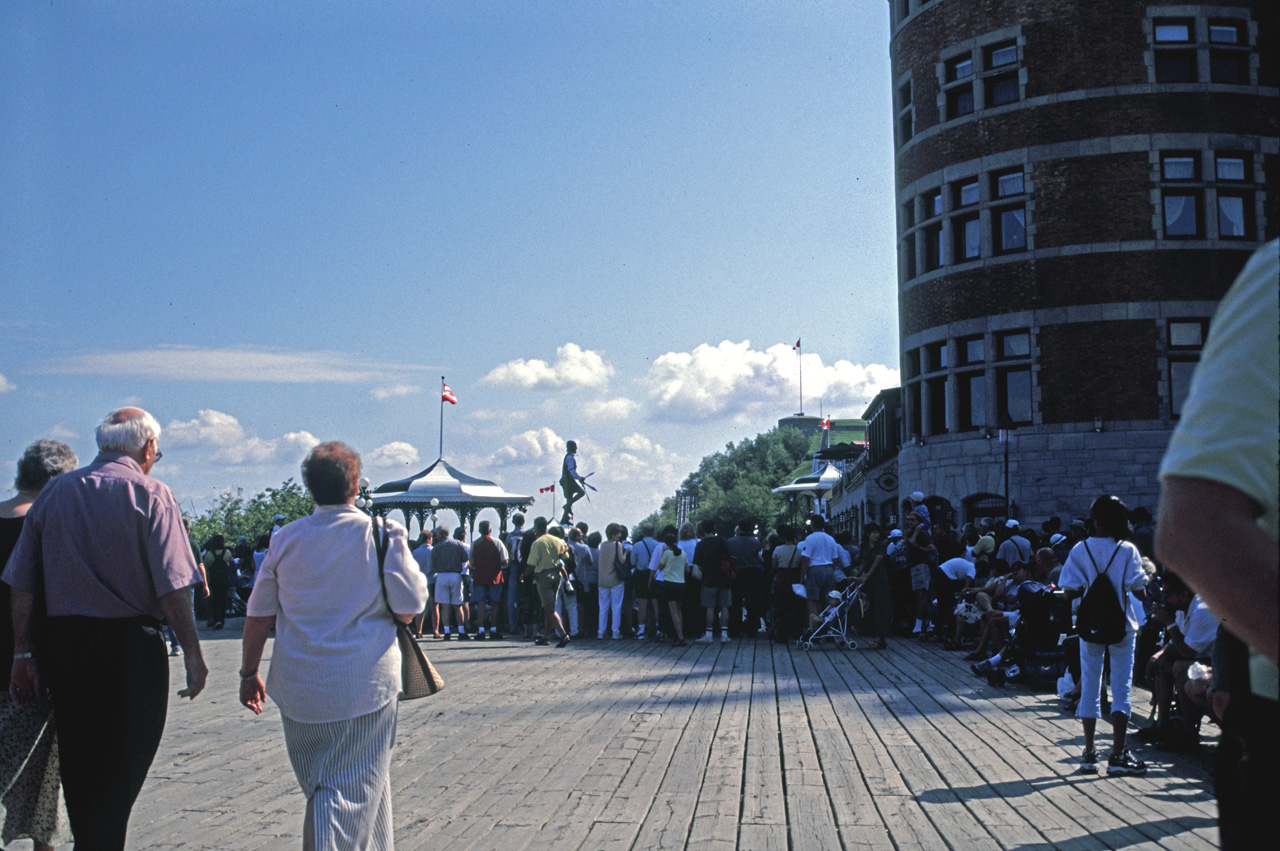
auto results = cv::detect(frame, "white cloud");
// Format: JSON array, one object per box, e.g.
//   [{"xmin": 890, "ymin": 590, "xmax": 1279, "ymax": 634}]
[
  {"xmin": 164, "ymin": 410, "xmax": 319, "ymax": 466},
  {"xmin": 0, "ymin": 372, "xmax": 14, "ymax": 393},
  {"xmin": 584, "ymin": 397, "xmax": 638, "ymax": 421},
  {"xmin": 644, "ymin": 340, "xmax": 898, "ymax": 423},
  {"xmin": 46, "ymin": 424, "xmax": 78, "ymax": 440},
  {"xmin": 470, "ymin": 409, "xmax": 529, "ymax": 423},
  {"xmin": 366, "ymin": 441, "xmax": 421, "ymax": 468},
  {"xmin": 492, "ymin": 427, "xmax": 566, "ymax": 465},
  {"xmin": 480, "ymin": 343, "xmax": 613, "ymax": 391},
  {"xmin": 370, "ymin": 384, "xmax": 421, "ymax": 401},
  {"xmin": 43, "ymin": 346, "xmax": 431, "ymax": 384}
]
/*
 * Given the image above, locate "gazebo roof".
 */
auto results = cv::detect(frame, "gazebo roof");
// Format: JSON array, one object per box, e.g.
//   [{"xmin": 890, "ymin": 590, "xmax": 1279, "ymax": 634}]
[
  {"xmin": 772, "ymin": 461, "xmax": 842, "ymax": 499},
  {"xmin": 371, "ymin": 458, "xmax": 532, "ymax": 510}
]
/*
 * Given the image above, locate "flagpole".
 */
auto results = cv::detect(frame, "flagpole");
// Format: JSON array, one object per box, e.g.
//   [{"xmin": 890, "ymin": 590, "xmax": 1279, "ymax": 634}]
[
  {"xmin": 439, "ymin": 375, "xmax": 445, "ymax": 461},
  {"xmin": 798, "ymin": 341, "xmax": 804, "ymax": 414}
]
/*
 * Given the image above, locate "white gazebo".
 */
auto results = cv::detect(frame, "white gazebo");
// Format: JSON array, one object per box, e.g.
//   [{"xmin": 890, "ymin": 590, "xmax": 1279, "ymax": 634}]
[
  {"xmin": 773, "ymin": 461, "xmax": 843, "ymax": 519},
  {"xmin": 370, "ymin": 458, "xmax": 533, "ymax": 536}
]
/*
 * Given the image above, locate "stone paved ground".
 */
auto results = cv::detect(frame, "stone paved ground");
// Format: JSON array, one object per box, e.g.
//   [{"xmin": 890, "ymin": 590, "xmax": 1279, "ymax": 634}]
[{"xmin": 46, "ymin": 622, "xmax": 1220, "ymax": 849}]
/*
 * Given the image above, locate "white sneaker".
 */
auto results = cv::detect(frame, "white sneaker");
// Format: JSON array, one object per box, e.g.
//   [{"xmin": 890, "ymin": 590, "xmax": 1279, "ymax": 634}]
[
  {"xmin": 612, "ymin": 632, "xmax": 623, "ymax": 640},
  {"xmin": 719, "ymin": 632, "xmax": 730, "ymax": 643},
  {"xmin": 694, "ymin": 634, "xmax": 713, "ymax": 644},
  {"xmin": 597, "ymin": 633, "xmax": 605, "ymax": 640}
]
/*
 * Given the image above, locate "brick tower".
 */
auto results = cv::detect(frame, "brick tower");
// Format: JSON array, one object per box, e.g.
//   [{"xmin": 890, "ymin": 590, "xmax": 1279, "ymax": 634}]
[{"xmin": 887, "ymin": 0, "xmax": 1277, "ymax": 525}]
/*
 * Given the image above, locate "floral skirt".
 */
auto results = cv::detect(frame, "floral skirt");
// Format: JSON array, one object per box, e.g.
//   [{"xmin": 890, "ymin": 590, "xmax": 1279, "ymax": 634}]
[{"xmin": 0, "ymin": 695, "xmax": 71, "ymax": 845}]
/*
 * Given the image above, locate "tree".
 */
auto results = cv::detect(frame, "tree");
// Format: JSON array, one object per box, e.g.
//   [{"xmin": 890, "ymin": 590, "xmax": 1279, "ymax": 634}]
[
  {"xmin": 638, "ymin": 427, "xmax": 811, "ymax": 537},
  {"xmin": 187, "ymin": 478, "xmax": 314, "ymax": 547}
]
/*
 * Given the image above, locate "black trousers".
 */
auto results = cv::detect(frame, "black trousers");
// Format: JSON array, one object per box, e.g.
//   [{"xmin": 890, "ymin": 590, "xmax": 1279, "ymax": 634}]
[
  {"xmin": 730, "ymin": 567, "xmax": 768, "ymax": 636},
  {"xmin": 44, "ymin": 616, "xmax": 169, "ymax": 851},
  {"xmin": 207, "ymin": 576, "xmax": 229, "ymax": 626}
]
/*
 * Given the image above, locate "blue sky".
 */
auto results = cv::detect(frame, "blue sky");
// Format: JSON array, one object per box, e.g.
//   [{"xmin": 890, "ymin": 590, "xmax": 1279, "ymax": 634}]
[{"xmin": 1, "ymin": 0, "xmax": 899, "ymax": 528}]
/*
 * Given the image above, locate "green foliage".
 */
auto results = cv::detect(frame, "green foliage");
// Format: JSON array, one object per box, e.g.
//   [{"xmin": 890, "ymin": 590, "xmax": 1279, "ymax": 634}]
[
  {"xmin": 637, "ymin": 427, "xmax": 812, "ymax": 538},
  {"xmin": 186, "ymin": 478, "xmax": 315, "ymax": 547}
]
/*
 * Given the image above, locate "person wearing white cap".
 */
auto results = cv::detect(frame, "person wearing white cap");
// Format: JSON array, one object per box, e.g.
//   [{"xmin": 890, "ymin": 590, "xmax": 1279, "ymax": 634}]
[
  {"xmin": 269, "ymin": 513, "xmax": 287, "ymax": 540},
  {"xmin": 906, "ymin": 490, "xmax": 930, "ymax": 529}
]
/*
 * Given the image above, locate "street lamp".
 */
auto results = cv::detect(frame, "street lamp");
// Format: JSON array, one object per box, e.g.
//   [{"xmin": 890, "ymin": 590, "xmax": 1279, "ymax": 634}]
[
  {"xmin": 998, "ymin": 413, "xmax": 1017, "ymax": 519},
  {"xmin": 355, "ymin": 477, "xmax": 373, "ymax": 512},
  {"xmin": 430, "ymin": 497, "xmax": 439, "ymax": 533}
]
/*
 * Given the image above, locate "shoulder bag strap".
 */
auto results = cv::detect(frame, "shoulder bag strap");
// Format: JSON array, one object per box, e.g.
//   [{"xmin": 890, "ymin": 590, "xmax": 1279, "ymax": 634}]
[{"xmin": 373, "ymin": 515, "xmax": 394, "ymax": 617}]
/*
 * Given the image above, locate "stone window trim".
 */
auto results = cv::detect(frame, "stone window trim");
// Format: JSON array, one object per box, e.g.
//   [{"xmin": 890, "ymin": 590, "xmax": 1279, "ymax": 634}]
[
  {"xmin": 1154, "ymin": 148, "xmax": 1260, "ymax": 243},
  {"xmin": 895, "ymin": 73, "xmax": 915, "ymax": 150},
  {"xmin": 936, "ymin": 28, "xmax": 1025, "ymax": 124},
  {"xmin": 902, "ymin": 328, "xmax": 1036, "ymax": 439},
  {"xmin": 898, "ymin": 163, "xmax": 1032, "ymax": 284},
  {"xmin": 1158, "ymin": 316, "xmax": 1211, "ymax": 419},
  {"xmin": 1145, "ymin": 7, "xmax": 1258, "ymax": 87}
]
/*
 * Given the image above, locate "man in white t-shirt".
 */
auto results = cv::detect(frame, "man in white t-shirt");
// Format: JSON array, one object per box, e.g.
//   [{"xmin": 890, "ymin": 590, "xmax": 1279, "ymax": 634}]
[
  {"xmin": 799, "ymin": 515, "xmax": 848, "ymax": 619},
  {"xmin": 1156, "ymin": 239, "xmax": 1277, "ymax": 848}
]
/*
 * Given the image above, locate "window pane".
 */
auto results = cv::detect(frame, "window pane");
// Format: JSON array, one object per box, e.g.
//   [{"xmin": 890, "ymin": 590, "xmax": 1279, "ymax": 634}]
[
  {"xmin": 948, "ymin": 56, "xmax": 973, "ymax": 81},
  {"xmin": 928, "ymin": 379, "xmax": 948, "ymax": 434},
  {"xmin": 1154, "ymin": 22, "xmax": 1191, "ymax": 43},
  {"xmin": 988, "ymin": 43, "xmax": 1018, "ymax": 67},
  {"xmin": 902, "ymin": 201, "xmax": 915, "ymax": 228},
  {"xmin": 1210, "ymin": 51, "xmax": 1247, "ymax": 84},
  {"xmin": 902, "ymin": 233, "xmax": 916, "ymax": 279},
  {"xmin": 1164, "ymin": 193, "xmax": 1199, "ymax": 236},
  {"xmin": 930, "ymin": 191, "xmax": 942, "ymax": 217},
  {"xmin": 987, "ymin": 74, "xmax": 1019, "ymax": 106},
  {"xmin": 996, "ymin": 172, "xmax": 1023, "ymax": 196},
  {"xmin": 1216, "ymin": 157, "xmax": 1245, "ymax": 181},
  {"xmin": 1000, "ymin": 369, "xmax": 1032, "ymax": 424},
  {"xmin": 1218, "ymin": 195, "xmax": 1247, "ymax": 238},
  {"xmin": 1169, "ymin": 322, "xmax": 1203, "ymax": 347},
  {"xmin": 999, "ymin": 208, "xmax": 1026, "ymax": 251},
  {"xmin": 948, "ymin": 87, "xmax": 974, "ymax": 118},
  {"xmin": 898, "ymin": 81, "xmax": 912, "ymax": 107},
  {"xmin": 999, "ymin": 332, "xmax": 1030, "ymax": 358},
  {"xmin": 959, "ymin": 181, "xmax": 979, "ymax": 206},
  {"xmin": 1170, "ymin": 360, "xmax": 1198, "ymax": 416},
  {"xmin": 962, "ymin": 216, "xmax": 981, "ymax": 259},
  {"xmin": 924, "ymin": 224, "xmax": 943, "ymax": 270},
  {"xmin": 965, "ymin": 337, "xmax": 985, "ymax": 363},
  {"xmin": 906, "ymin": 349, "xmax": 921, "ymax": 379},
  {"xmin": 963, "ymin": 373, "xmax": 986, "ymax": 428},
  {"xmin": 1209, "ymin": 23, "xmax": 1241, "ymax": 44},
  {"xmin": 1155, "ymin": 51, "xmax": 1197, "ymax": 83},
  {"xmin": 1162, "ymin": 156, "xmax": 1196, "ymax": 180}
]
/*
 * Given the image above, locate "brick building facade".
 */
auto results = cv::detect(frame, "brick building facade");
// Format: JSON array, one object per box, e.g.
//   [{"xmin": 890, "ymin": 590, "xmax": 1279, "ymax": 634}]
[{"xmin": 888, "ymin": 0, "xmax": 1277, "ymax": 527}]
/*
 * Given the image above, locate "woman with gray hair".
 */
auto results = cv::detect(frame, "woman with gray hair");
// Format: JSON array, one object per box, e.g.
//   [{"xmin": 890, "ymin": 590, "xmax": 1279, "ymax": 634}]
[
  {"xmin": 1, "ymin": 439, "xmax": 78, "ymax": 850},
  {"xmin": 239, "ymin": 442, "xmax": 428, "ymax": 849}
]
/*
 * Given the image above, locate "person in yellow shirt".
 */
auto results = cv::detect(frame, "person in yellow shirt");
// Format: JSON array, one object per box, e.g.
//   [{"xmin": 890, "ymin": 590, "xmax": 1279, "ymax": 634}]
[{"xmin": 523, "ymin": 520, "xmax": 572, "ymax": 648}]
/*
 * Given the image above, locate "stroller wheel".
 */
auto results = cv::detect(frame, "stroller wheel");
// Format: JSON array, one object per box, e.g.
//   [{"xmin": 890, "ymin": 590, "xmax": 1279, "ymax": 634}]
[{"xmin": 836, "ymin": 637, "xmax": 851, "ymax": 650}]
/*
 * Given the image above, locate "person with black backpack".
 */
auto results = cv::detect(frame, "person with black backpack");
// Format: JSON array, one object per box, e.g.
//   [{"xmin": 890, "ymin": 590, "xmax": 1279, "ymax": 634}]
[
  {"xmin": 202, "ymin": 534, "xmax": 234, "ymax": 629},
  {"xmin": 1059, "ymin": 495, "xmax": 1150, "ymax": 776}
]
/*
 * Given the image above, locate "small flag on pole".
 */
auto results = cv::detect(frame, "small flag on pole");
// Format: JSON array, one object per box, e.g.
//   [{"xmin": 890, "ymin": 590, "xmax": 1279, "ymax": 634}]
[
  {"xmin": 820, "ymin": 417, "xmax": 831, "ymax": 430},
  {"xmin": 442, "ymin": 383, "xmax": 458, "ymax": 405},
  {"xmin": 793, "ymin": 338, "xmax": 801, "ymax": 350},
  {"xmin": 539, "ymin": 484, "xmax": 556, "ymax": 494}
]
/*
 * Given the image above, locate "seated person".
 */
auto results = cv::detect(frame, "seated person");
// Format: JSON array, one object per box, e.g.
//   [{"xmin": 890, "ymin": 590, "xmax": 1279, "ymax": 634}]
[
  {"xmin": 964, "ymin": 562, "xmax": 1034, "ymax": 667},
  {"xmin": 1134, "ymin": 573, "xmax": 1219, "ymax": 747},
  {"xmin": 935, "ymin": 555, "xmax": 975, "ymax": 646}
]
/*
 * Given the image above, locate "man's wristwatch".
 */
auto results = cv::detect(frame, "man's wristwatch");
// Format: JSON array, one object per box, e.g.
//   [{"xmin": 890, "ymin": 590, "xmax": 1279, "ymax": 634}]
[{"xmin": 239, "ymin": 669, "xmax": 259, "ymax": 679}]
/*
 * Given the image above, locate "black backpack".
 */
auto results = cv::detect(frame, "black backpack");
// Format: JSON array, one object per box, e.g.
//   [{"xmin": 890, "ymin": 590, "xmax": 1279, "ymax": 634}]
[
  {"xmin": 206, "ymin": 547, "xmax": 232, "ymax": 582},
  {"xmin": 1076, "ymin": 542, "xmax": 1127, "ymax": 645}
]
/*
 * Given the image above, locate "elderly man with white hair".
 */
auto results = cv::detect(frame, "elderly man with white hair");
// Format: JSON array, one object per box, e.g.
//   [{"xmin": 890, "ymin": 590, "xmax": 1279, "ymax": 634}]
[{"xmin": 4, "ymin": 407, "xmax": 207, "ymax": 850}]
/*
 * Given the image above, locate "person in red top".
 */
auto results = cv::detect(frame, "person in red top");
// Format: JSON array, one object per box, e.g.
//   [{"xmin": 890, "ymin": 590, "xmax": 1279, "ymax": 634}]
[{"xmin": 469, "ymin": 520, "xmax": 509, "ymax": 639}]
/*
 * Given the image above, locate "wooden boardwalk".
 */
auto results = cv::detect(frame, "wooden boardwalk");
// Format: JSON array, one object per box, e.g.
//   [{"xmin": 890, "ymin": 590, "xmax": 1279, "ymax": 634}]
[{"xmin": 111, "ymin": 625, "xmax": 1217, "ymax": 849}]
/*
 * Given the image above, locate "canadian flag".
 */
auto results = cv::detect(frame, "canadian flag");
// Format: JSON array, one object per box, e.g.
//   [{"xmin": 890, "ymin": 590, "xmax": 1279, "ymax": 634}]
[
  {"xmin": 441, "ymin": 383, "xmax": 457, "ymax": 405},
  {"xmin": 793, "ymin": 338, "xmax": 801, "ymax": 350},
  {"xmin": 819, "ymin": 418, "xmax": 831, "ymax": 430},
  {"xmin": 539, "ymin": 484, "xmax": 555, "ymax": 494}
]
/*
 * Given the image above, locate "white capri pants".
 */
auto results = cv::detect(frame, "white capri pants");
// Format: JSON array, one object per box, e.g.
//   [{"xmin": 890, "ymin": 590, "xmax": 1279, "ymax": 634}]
[
  {"xmin": 1076, "ymin": 631, "xmax": 1137, "ymax": 720},
  {"xmin": 598, "ymin": 584, "xmax": 625, "ymax": 636}
]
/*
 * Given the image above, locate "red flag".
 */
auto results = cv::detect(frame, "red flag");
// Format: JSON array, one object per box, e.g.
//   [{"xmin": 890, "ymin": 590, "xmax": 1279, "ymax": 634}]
[
  {"xmin": 441, "ymin": 382, "xmax": 457, "ymax": 405},
  {"xmin": 793, "ymin": 338, "xmax": 801, "ymax": 350},
  {"xmin": 820, "ymin": 418, "xmax": 831, "ymax": 430},
  {"xmin": 539, "ymin": 484, "xmax": 555, "ymax": 494}
]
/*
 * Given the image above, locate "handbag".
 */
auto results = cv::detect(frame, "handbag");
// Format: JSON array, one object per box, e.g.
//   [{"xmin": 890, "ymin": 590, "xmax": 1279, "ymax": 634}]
[{"xmin": 373, "ymin": 516, "xmax": 444, "ymax": 700}]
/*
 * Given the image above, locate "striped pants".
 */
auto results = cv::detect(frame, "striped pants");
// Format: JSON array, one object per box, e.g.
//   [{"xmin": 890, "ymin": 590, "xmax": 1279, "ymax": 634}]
[{"xmin": 282, "ymin": 700, "xmax": 398, "ymax": 850}]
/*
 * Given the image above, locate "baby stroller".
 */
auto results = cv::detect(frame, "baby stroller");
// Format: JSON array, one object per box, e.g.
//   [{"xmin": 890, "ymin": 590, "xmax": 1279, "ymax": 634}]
[{"xmin": 800, "ymin": 584, "xmax": 863, "ymax": 651}]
